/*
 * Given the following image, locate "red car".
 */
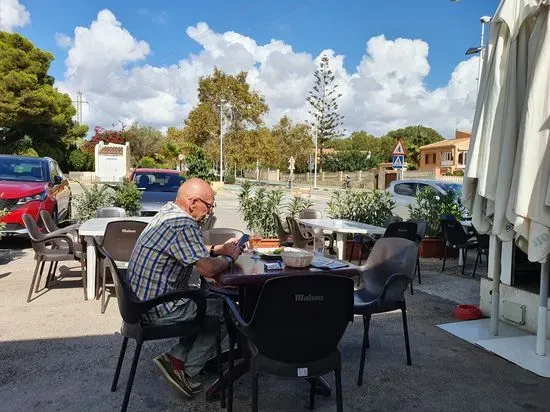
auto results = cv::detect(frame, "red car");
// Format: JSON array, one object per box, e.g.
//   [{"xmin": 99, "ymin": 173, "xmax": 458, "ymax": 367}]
[{"xmin": 0, "ymin": 155, "xmax": 71, "ymax": 235}]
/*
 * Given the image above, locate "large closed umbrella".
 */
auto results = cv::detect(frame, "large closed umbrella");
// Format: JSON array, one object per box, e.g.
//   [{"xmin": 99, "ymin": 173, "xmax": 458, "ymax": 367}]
[{"xmin": 462, "ymin": 0, "xmax": 550, "ymax": 356}]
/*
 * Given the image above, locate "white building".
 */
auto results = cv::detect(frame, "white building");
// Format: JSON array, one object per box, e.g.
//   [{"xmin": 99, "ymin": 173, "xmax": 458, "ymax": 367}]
[{"xmin": 94, "ymin": 141, "xmax": 130, "ymax": 183}]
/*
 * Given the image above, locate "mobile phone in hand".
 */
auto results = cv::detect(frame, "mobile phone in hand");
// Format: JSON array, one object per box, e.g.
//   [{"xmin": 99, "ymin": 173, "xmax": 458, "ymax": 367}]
[{"xmin": 237, "ymin": 234, "xmax": 250, "ymax": 248}]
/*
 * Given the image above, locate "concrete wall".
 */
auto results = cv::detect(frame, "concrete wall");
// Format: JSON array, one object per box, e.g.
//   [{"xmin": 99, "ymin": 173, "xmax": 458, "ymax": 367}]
[
  {"xmin": 480, "ymin": 278, "xmax": 550, "ymax": 335},
  {"xmin": 68, "ymin": 171, "xmax": 96, "ymax": 183}
]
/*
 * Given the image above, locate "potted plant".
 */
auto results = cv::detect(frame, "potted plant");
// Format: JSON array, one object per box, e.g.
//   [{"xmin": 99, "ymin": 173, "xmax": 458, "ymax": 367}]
[
  {"xmin": 237, "ymin": 181, "xmax": 312, "ymax": 247},
  {"xmin": 327, "ymin": 190, "xmax": 395, "ymax": 260},
  {"xmin": 408, "ymin": 187, "xmax": 465, "ymax": 258}
]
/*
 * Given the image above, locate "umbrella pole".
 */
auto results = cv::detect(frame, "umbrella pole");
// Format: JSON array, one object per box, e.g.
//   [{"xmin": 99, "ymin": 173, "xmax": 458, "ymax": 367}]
[
  {"xmin": 536, "ymin": 258, "xmax": 549, "ymax": 356},
  {"xmin": 490, "ymin": 236, "xmax": 502, "ymax": 336}
]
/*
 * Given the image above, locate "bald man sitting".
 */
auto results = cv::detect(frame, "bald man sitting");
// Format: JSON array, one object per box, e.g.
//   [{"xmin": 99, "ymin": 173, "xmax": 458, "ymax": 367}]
[{"xmin": 127, "ymin": 178, "xmax": 241, "ymax": 398}]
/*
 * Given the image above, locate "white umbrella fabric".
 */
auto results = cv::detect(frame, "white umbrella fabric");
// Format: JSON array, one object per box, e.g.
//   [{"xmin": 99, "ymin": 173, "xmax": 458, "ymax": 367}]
[{"xmin": 462, "ymin": 0, "xmax": 550, "ymax": 356}]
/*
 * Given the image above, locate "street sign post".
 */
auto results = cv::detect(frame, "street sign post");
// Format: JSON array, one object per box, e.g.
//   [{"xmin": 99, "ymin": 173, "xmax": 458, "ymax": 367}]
[{"xmin": 392, "ymin": 139, "xmax": 406, "ymax": 179}]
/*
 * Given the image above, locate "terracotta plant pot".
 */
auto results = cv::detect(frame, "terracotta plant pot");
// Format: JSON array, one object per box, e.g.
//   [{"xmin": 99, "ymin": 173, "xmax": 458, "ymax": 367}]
[
  {"xmin": 251, "ymin": 238, "xmax": 280, "ymax": 248},
  {"xmin": 419, "ymin": 238, "xmax": 458, "ymax": 258}
]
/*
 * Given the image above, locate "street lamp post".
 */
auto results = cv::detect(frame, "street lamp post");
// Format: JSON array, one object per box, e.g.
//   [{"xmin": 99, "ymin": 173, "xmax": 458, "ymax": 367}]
[
  {"xmin": 465, "ymin": 16, "xmax": 492, "ymax": 93},
  {"xmin": 219, "ymin": 100, "xmax": 232, "ymax": 183}
]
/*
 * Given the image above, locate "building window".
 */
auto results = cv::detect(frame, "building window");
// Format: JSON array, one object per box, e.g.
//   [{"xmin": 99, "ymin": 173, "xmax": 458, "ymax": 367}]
[
  {"xmin": 432, "ymin": 154, "xmax": 436, "ymax": 163},
  {"xmin": 442, "ymin": 152, "xmax": 453, "ymax": 161},
  {"xmin": 425, "ymin": 154, "xmax": 430, "ymax": 164},
  {"xmin": 424, "ymin": 153, "xmax": 436, "ymax": 164},
  {"xmin": 458, "ymin": 152, "xmax": 467, "ymax": 165}
]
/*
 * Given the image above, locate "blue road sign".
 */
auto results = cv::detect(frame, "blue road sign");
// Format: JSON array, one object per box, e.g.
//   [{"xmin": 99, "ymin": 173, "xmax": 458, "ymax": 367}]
[{"xmin": 392, "ymin": 154, "xmax": 405, "ymax": 170}]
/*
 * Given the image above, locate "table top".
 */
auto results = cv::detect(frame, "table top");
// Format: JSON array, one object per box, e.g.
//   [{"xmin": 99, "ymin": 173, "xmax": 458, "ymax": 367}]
[
  {"xmin": 216, "ymin": 253, "xmax": 360, "ymax": 287},
  {"xmin": 78, "ymin": 217, "xmax": 154, "ymax": 237},
  {"xmin": 297, "ymin": 218, "xmax": 386, "ymax": 235}
]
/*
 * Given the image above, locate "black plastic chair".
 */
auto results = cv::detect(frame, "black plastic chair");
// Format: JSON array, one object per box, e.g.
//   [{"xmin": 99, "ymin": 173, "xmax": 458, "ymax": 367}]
[
  {"xmin": 273, "ymin": 213, "xmax": 293, "ymax": 246},
  {"xmin": 98, "ymin": 221, "xmax": 148, "ymax": 313},
  {"xmin": 95, "ymin": 241, "xmax": 225, "ymax": 412},
  {"xmin": 286, "ymin": 216, "xmax": 314, "ymax": 249},
  {"xmin": 298, "ymin": 209, "xmax": 336, "ymax": 253},
  {"xmin": 224, "ymin": 274, "xmax": 354, "ymax": 412},
  {"xmin": 23, "ymin": 214, "xmax": 86, "ymax": 302},
  {"xmin": 383, "ymin": 221, "xmax": 418, "ymax": 294},
  {"xmin": 354, "ymin": 237, "xmax": 418, "ymax": 386},
  {"xmin": 40, "ymin": 210, "xmax": 81, "ymax": 235},
  {"xmin": 471, "ymin": 228, "xmax": 489, "ymax": 278},
  {"xmin": 410, "ymin": 220, "xmax": 427, "ymax": 284},
  {"xmin": 440, "ymin": 219, "xmax": 479, "ymax": 276},
  {"xmin": 96, "ymin": 207, "xmax": 127, "ymax": 218}
]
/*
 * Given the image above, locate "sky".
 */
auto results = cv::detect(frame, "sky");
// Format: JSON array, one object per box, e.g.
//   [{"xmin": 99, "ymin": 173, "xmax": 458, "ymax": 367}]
[{"xmin": 1, "ymin": 0, "xmax": 499, "ymax": 138}]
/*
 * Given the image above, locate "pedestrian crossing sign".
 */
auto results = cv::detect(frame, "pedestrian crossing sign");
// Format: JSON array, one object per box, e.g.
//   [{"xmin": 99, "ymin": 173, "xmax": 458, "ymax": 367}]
[{"xmin": 392, "ymin": 154, "xmax": 405, "ymax": 170}]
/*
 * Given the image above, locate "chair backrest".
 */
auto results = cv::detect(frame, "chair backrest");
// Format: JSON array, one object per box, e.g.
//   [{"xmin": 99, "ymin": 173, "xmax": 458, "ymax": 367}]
[
  {"xmin": 383, "ymin": 221, "xmax": 418, "ymax": 242},
  {"xmin": 286, "ymin": 216, "xmax": 310, "ymax": 248},
  {"xmin": 415, "ymin": 220, "xmax": 428, "ymax": 241},
  {"xmin": 440, "ymin": 214, "xmax": 458, "ymax": 221},
  {"xmin": 40, "ymin": 210, "xmax": 59, "ymax": 233},
  {"xmin": 101, "ymin": 221, "xmax": 148, "ymax": 262},
  {"xmin": 22, "ymin": 214, "xmax": 46, "ymax": 242},
  {"xmin": 299, "ymin": 209, "xmax": 322, "ymax": 219},
  {"xmin": 273, "ymin": 213, "xmax": 290, "ymax": 242},
  {"xmin": 200, "ymin": 214, "xmax": 217, "ymax": 230},
  {"xmin": 95, "ymin": 240, "xmax": 141, "ymax": 323},
  {"xmin": 360, "ymin": 237, "xmax": 418, "ymax": 293},
  {"xmin": 248, "ymin": 274, "xmax": 354, "ymax": 363},
  {"xmin": 202, "ymin": 228, "xmax": 244, "ymax": 245},
  {"xmin": 383, "ymin": 215, "xmax": 403, "ymax": 228},
  {"xmin": 96, "ymin": 207, "xmax": 127, "ymax": 218},
  {"xmin": 440, "ymin": 219, "xmax": 469, "ymax": 246}
]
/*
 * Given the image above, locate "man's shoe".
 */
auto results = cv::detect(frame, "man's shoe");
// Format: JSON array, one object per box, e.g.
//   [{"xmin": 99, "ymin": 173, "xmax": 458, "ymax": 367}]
[
  {"xmin": 184, "ymin": 373, "xmax": 203, "ymax": 393},
  {"xmin": 153, "ymin": 354, "xmax": 195, "ymax": 398}
]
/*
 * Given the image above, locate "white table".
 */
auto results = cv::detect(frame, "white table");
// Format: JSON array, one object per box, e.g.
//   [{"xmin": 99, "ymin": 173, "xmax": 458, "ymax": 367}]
[
  {"xmin": 297, "ymin": 218, "xmax": 386, "ymax": 260},
  {"xmin": 78, "ymin": 217, "xmax": 153, "ymax": 300}
]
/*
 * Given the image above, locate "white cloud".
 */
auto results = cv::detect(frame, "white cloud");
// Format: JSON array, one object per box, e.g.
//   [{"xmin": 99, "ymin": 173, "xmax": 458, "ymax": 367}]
[
  {"xmin": 58, "ymin": 10, "xmax": 478, "ymax": 138},
  {"xmin": 0, "ymin": 0, "xmax": 30, "ymax": 32},
  {"xmin": 54, "ymin": 32, "xmax": 72, "ymax": 49}
]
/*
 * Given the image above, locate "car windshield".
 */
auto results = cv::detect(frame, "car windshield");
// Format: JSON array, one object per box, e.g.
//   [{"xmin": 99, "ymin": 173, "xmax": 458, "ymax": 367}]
[
  {"xmin": 0, "ymin": 158, "xmax": 47, "ymax": 182},
  {"xmin": 436, "ymin": 182, "xmax": 463, "ymax": 195},
  {"xmin": 132, "ymin": 172, "xmax": 185, "ymax": 192}
]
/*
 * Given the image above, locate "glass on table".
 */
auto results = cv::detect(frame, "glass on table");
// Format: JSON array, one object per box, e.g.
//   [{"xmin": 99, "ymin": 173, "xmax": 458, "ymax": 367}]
[{"xmin": 247, "ymin": 232, "xmax": 263, "ymax": 259}]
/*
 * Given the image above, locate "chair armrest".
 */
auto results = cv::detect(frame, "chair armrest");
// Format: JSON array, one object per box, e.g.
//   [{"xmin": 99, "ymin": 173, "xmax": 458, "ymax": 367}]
[
  {"xmin": 138, "ymin": 288, "xmax": 209, "ymax": 323},
  {"xmin": 39, "ymin": 233, "xmax": 75, "ymax": 253},
  {"xmin": 222, "ymin": 295, "xmax": 249, "ymax": 332}
]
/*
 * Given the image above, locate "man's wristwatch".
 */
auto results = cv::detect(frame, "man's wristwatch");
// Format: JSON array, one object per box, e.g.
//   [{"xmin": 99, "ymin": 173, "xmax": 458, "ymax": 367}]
[
  {"xmin": 222, "ymin": 255, "xmax": 234, "ymax": 266},
  {"xmin": 210, "ymin": 245, "xmax": 216, "ymax": 257}
]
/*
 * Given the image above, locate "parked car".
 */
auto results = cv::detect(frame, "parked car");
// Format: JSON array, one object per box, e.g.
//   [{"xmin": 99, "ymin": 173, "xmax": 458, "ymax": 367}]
[
  {"xmin": 386, "ymin": 179, "xmax": 466, "ymax": 219},
  {"xmin": 129, "ymin": 168, "xmax": 186, "ymax": 216},
  {"xmin": 0, "ymin": 155, "xmax": 71, "ymax": 235}
]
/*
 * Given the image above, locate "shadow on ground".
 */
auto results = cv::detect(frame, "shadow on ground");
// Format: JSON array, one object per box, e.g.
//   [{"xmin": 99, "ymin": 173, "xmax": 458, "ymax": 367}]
[{"xmin": 0, "ymin": 291, "xmax": 547, "ymax": 412}]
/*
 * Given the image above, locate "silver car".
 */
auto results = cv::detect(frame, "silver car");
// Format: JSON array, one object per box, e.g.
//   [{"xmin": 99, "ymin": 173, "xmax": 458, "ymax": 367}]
[{"xmin": 386, "ymin": 179, "xmax": 464, "ymax": 219}]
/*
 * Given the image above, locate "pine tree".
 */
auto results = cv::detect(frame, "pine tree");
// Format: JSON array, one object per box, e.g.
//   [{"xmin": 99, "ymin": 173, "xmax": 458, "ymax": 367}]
[{"xmin": 306, "ymin": 55, "xmax": 345, "ymax": 168}]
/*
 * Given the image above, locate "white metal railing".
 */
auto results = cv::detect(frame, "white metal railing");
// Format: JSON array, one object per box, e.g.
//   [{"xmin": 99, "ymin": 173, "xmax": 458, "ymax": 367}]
[{"xmin": 441, "ymin": 160, "xmax": 454, "ymax": 167}]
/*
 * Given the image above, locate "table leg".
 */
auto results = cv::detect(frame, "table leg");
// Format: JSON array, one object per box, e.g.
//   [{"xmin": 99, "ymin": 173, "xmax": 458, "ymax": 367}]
[
  {"xmin": 85, "ymin": 236, "xmax": 96, "ymax": 300},
  {"xmin": 336, "ymin": 233, "xmax": 345, "ymax": 260},
  {"xmin": 458, "ymin": 249, "xmax": 464, "ymax": 266}
]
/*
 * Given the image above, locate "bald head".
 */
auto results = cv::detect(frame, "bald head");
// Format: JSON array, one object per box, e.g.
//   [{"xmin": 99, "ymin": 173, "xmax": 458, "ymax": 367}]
[{"xmin": 176, "ymin": 178, "xmax": 215, "ymax": 221}]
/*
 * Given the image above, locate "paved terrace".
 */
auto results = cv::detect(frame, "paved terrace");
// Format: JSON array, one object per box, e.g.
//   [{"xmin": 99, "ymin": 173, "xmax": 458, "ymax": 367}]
[{"xmin": 0, "ymin": 192, "xmax": 548, "ymax": 411}]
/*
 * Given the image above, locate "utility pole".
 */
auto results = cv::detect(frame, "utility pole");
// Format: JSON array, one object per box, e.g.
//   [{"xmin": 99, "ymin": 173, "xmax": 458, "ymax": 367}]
[
  {"xmin": 73, "ymin": 91, "xmax": 88, "ymax": 125},
  {"xmin": 219, "ymin": 100, "xmax": 232, "ymax": 183}
]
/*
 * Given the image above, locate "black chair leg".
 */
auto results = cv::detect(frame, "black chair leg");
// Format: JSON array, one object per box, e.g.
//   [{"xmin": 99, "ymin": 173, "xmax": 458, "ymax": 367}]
[
  {"xmin": 409, "ymin": 278, "xmax": 414, "ymax": 295},
  {"xmin": 401, "ymin": 309, "xmax": 412, "ymax": 366},
  {"xmin": 251, "ymin": 373, "xmax": 259, "ymax": 412},
  {"xmin": 34, "ymin": 260, "xmax": 46, "ymax": 293},
  {"xmin": 417, "ymin": 255, "xmax": 422, "ymax": 284},
  {"xmin": 111, "ymin": 337, "xmax": 129, "ymax": 392},
  {"xmin": 227, "ymin": 333, "xmax": 235, "ymax": 412},
  {"xmin": 101, "ymin": 264, "xmax": 107, "ymax": 314},
  {"xmin": 216, "ymin": 325, "xmax": 225, "ymax": 409},
  {"xmin": 357, "ymin": 314, "xmax": 371, "ymax": 386},
  {"xmin": 308, "ymin": 380, "xmax": 315, "ymax": 410},
  {"xmin": 27, "ymin": 258, "xmax": 43, "ymax": 302},
  {"xmin": 472, "ymin": 252, "xmax": 480, "ymax": 278},
  {"xmin": 442, "ymin": 243, "xmax": 447, "ymax": 271},
  {"xmin": 461, "ymin": 248, "xmax": 468, "ymax": 276},
  {"xmin": 335, "ymin": 368, "xmax": 343, "ymax": 412},
  {"xmin": 121, "ymin": 341, "xmax": 142, "ymax": 412}
]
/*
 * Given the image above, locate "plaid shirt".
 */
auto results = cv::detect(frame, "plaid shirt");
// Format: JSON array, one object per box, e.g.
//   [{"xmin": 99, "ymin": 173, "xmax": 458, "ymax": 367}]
[{"xmin": 127, "ymin": 202, "xmax": 209, "ymax": 320}]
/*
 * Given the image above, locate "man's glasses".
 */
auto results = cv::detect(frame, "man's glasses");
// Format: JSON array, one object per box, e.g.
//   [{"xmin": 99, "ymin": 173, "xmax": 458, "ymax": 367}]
[{"xmin": 197, "ymin": 198, "xmax": 215, "ymax": 211}]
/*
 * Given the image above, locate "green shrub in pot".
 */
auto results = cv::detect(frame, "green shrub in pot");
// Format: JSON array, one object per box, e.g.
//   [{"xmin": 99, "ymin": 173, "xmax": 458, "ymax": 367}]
[
  {"xmin": 408, "ymin": 187, "xmax": 465, "ymax": 238},
  {"xmin": 327, "ymin": 190, "xmax": 395, "ymax": 227}
]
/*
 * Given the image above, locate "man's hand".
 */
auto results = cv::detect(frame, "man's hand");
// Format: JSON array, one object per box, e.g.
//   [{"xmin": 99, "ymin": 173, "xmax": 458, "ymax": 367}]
[{"xmin": 220, "ymin": 240, "xmax": 242, "ymax": 261}]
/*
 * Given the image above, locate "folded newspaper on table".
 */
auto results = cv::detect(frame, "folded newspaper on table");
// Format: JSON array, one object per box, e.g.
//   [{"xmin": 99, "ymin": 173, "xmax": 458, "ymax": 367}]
[{"xmin": 310, "ymin": 256, "xmax": 349, "ymax": 270}]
